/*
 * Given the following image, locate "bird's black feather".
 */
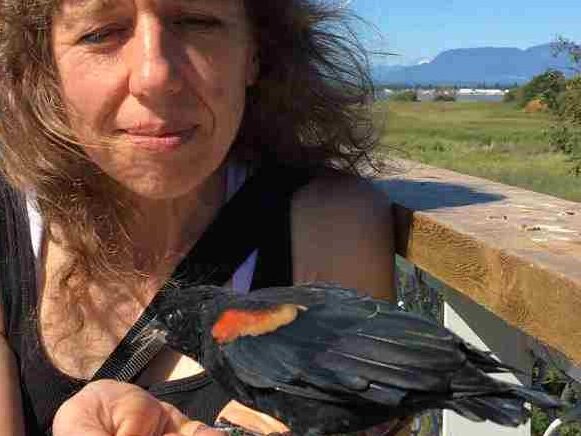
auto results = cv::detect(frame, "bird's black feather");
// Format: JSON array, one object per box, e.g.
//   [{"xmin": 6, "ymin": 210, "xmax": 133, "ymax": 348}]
[{"xmin": 151, "ymin": 284, "xmax": 561, "ymax": 435}]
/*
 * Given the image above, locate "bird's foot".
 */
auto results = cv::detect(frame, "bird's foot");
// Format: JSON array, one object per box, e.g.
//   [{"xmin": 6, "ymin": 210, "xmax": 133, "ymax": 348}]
[{"xmin": 214, "ymin": 418, "xmax": 292, "ymax": 436}]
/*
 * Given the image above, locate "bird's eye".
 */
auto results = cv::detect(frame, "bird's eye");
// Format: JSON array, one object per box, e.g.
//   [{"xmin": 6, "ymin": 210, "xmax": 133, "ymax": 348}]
[{"xmin": 164, "ymin": 310, "xmax": 186, "ymax": 331}]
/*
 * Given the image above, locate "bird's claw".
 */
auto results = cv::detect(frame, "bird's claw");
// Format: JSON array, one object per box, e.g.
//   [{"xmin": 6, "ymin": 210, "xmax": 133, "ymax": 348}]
[{"xmin": 214, "ymin": 418, "xmax": 292, "ymax": 436}]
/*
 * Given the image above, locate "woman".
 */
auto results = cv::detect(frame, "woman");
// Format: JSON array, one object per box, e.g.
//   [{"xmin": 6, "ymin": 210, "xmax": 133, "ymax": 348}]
[{"xmin": 0, "ymin": 0, "xmax": 396, "ymax": 434}]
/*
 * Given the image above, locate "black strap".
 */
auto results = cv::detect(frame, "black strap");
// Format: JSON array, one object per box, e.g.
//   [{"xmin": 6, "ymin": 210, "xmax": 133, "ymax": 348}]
[
  {"xmin": 250, "ymin": 176, "xmax": 294, "ymax": 289},
  {"xmin": 91, "ymin": 164, "xmax": 312, "ymax": 383},
  {"xmin": 91, "ymin": 302, "xmax": 164, "ymax": 381},
  {"xmin": 0, "ymin": 178, "xmax": 36, "ymax": 337}
]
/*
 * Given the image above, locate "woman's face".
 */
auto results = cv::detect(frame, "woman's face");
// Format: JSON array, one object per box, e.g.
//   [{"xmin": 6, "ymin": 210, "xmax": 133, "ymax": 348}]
[{"xmin": 52, "ymin": 0, "xmax": 258, "ymax": 199}]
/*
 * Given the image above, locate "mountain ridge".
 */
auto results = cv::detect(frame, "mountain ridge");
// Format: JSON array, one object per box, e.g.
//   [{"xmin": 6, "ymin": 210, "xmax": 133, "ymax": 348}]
[{"xmin": 372, "ymin": 43, "xmax": 576, "ymax": 86}]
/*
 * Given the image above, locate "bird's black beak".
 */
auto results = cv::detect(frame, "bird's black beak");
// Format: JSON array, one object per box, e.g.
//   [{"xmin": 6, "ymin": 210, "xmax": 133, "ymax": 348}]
[{"xmin": 147, "ymin": 308, "xmax": 202, "ymax": 358}]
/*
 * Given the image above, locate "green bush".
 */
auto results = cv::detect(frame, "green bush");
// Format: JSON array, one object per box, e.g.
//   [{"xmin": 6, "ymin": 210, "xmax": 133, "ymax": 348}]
[
  {"xmin": 569, "ymin": 150, "xmax": 581, "ymax": 176},
  {"xmin": 520, "ymin": 70, "xmax": 566, "ymax": 110},
  {"xmin": 433, "ymin": 94, "xmax": 456, "ymax": 102},
  {"xmin": 547, "ymin": 122, "xmax": 581, "ymax": 175},
  {"xmin": 503, "ymin": 88, "xmax": 522, "ymax": 103},
  {"xmin": 545, "ymin": 73, "xmax": 581, "ymax": 175},
  {"xmin": 566, "ymin": 75, "xmax": 581, "ymax": 90},
  {"xmin": 390, "ymin": 90, "xmax": 419, "ymax": 102},
  {"xmin": 433, "ymin": 88, "xmax": 457, "ymax": 102},
  {"xmin": 507, "ymin": 70, "xmax": 567, "ymax": 109},
  {"xmin": 555, "ymin": 87, "xmax": 581, "ymax": 123},
  {"xmin": 549, "ymin": 122, "xmax": 580, "ymax": 154}
]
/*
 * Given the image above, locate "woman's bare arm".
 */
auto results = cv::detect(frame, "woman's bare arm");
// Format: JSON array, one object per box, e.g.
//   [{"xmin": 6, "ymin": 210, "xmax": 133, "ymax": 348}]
[
  {"xmin": 292, "ymin": 174, "xmax": 396, "ymax": 301},
  {"xmin": 0, "ymin": 301, "xmax": 26, "ymax": 436}
]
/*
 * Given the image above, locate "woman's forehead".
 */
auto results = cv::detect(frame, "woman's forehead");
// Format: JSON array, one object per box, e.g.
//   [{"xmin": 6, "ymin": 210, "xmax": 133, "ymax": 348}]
[{"xmin": 56, "ymin": 0, "xmax": 244, "ymax": 22}]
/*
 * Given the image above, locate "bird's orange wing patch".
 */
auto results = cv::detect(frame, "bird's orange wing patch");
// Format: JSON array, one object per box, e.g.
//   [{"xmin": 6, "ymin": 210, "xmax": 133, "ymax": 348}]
[{"xmin": 211, "ymin": 304, "xmax": 300, "ymax": 344}]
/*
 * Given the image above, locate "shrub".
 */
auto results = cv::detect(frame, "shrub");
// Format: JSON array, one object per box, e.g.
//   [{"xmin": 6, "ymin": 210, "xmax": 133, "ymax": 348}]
[
  {"xmin": 503, "ymin": 88, "xmax": 522, "ymax": 103},
  {"xmin": 390, "ymin": 90, "xmax": 419, "ymax": 102},
  {"xmin": 565, "ymin": 75, "xmax": 581, "ymax": 91},
  {"xmin": 520, "ymin": 70, "xmax": 566, "ymax": 111},
  {"xmin": 433, "ymin": 88, "xmax": 457, "ymax": 102},
  {"xmin": 555, "ymin": 87, "xmax": 581, "ymax": 123},
  {"xmin": 547, "ymin": 121, "xmax": 581, "ymax": 175},
  {"xmin": 548, "ymin": 122, "xmax": 580, "ymax": 154},
  {"xmin": 524, "ymin": 99, "xmax": 548, "ymax": 113}
]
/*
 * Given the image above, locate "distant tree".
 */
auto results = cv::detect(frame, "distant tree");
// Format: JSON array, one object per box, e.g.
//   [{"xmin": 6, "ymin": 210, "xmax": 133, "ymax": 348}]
[
  {"xmin": 433, "ymin": 88, "xmax": 457, "ymax": 102},
  {"xmin": 546, "ymin": 38, "xmax": 581, "ymax": 175},
  {"xmin": 390, "ymin": 90, "xmax": 419, "ymax": 102},
  {"xmin": 554, "ymin": 77, "xmax": 581, "ymax": 123},
  {"xmin": 503, "ymin": 88, "xmax": 521, "ymax": 103},
  {"xmin": 552, "ymin": 36, "xmax": 581, "ymax": 73},
  {"xmin": 519, "ymin": 70, "xmax": 566, "ymax": 110}
]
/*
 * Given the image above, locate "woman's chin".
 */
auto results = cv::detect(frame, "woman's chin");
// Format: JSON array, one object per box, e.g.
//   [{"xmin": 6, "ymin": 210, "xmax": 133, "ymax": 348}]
[
  {"xmin": 117, "ymin": 169, "xmax": 225, "ymax": 203},
  {"xmin": 115, "ymin": 178, "xmax": 199, "ymax": 201},
  {"xmin": 97, "ymin": 152, "xmax": 229, "ymax": 203}
]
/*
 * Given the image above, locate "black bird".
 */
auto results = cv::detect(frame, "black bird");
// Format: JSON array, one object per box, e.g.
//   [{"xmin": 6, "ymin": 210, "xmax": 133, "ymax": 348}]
[{"xmin": 147, "ymin": 284, "xmax": 560, "ymax": 435}]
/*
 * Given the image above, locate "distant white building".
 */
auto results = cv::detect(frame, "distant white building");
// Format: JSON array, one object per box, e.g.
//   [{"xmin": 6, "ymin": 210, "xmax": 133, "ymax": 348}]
[{"xmin": 457, "ymin": 88, "xmax": 509, "ymax": 96}]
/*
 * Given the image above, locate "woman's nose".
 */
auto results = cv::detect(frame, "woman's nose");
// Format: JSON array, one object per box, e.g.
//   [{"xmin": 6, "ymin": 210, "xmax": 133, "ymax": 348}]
[{"xmin": 128, "ymin": 15, "xmax": 184, "ymax": 102}]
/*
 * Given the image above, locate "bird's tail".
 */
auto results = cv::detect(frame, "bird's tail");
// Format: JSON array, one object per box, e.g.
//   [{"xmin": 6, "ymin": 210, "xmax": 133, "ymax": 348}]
[
  {"xmin": 401, "ymin": 362, "xmax": 562, "ymax": 428},
  {"xmin": 508, "ymin": 384, "xmax": 563, "ymax": 410},
  {"xmin": 441, "ymin": 383, "xmax": 562, "ymax": 427},
  {"xmin": 442, "ymin": 395, "xmax": 529, "ymax": 427}
]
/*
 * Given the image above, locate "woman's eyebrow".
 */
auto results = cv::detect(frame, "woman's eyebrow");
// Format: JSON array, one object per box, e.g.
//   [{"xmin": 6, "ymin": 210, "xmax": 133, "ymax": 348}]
[
  {"xmin": 57, "ymin": 0, "xmax": 120, "ymax": 29},
  {"xmin": 58, "ymin": 0, "xmax": 235, "ymax": 27}
]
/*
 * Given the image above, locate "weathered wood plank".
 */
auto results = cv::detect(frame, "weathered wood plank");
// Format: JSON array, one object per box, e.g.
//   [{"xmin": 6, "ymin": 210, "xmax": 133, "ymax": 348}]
[{"xmin": 377, "ymin": 161, "xmax": 581, "ymax": 365}]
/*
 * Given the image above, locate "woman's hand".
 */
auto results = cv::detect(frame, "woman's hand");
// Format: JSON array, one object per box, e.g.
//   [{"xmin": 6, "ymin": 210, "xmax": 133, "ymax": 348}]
[{"xmin": 53, "ymin": 379, "xmax": 226, "ymax": 436}]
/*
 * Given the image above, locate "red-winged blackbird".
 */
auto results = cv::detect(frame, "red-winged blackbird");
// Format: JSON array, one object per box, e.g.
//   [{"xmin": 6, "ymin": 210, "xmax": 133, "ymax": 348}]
[{"xmin": 148, "ymin": 284, "xmax": 560, "ymax": 435}]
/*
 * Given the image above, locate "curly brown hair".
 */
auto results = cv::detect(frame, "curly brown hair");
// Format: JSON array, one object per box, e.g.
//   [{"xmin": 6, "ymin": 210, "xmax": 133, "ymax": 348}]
[{"xmin": 0, "ymin": 0, "xmax": 378, "ymax": 319}]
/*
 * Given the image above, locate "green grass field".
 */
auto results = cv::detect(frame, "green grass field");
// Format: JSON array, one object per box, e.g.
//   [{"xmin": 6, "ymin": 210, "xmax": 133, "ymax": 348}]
[{"xmin": 375, "ymin": 101, "xmax": 581, "ymax": 202}]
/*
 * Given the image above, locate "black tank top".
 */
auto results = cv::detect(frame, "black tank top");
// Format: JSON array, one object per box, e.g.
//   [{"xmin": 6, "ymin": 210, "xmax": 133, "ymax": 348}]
[{"xmin": 0, "ymin": 164, "xmax": 313, "ymax": 436}]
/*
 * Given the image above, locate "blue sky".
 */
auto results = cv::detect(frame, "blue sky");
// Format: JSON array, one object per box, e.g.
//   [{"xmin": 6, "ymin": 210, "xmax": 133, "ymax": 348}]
[{"xmin": 349, "ymin": 0, "xmax": 581, "ymax": 65}]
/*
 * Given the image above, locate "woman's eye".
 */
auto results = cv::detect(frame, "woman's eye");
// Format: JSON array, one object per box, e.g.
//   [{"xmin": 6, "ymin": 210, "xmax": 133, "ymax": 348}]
[
  {"xmin": 174, "ymin": 16, "xmax": 223, "ymax": 31},
  {"xmin": 79, "ymin": 27, "xmax": 127, "ymax": 45}
]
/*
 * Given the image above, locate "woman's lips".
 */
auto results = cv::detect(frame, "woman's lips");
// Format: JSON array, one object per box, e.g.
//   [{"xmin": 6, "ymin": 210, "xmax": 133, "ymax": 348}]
[{"xmin": 122, "ymin": 127, "xmax": 197, "ymax": 152}]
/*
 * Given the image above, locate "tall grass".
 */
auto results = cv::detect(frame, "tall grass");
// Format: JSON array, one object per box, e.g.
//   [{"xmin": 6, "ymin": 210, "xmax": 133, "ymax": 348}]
[{"xmin": 375, "ymin": 101, "xmax": 581, "ymax": 202}]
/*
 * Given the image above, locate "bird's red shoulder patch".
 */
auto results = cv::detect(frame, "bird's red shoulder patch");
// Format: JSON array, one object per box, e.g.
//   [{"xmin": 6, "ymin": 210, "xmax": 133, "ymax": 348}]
[{"xmin": 211, "ymin": 304, "xmax": 300, "ymax": 344}]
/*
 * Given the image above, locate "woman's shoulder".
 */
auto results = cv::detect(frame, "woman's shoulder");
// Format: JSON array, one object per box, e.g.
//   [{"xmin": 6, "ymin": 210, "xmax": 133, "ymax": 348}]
[
  {"xmin": 294, "ymin": 168, "xmax": 386, "ymax": 205},
  {"xmin": 291, "ymin": 170, "xmax": 396, "ymax": 301}
]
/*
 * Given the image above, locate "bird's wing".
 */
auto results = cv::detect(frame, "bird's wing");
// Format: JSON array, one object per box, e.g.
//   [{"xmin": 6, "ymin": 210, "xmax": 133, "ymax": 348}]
[{"xmin": 220, "ymin": 286, "xmax": 479, "ymax": 405}]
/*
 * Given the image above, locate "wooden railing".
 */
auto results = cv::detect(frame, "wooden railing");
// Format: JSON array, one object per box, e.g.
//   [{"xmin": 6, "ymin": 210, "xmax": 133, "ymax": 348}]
[{"xmin": 377, "ymin": 160, "xmax": 581, "ymax": 436}]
